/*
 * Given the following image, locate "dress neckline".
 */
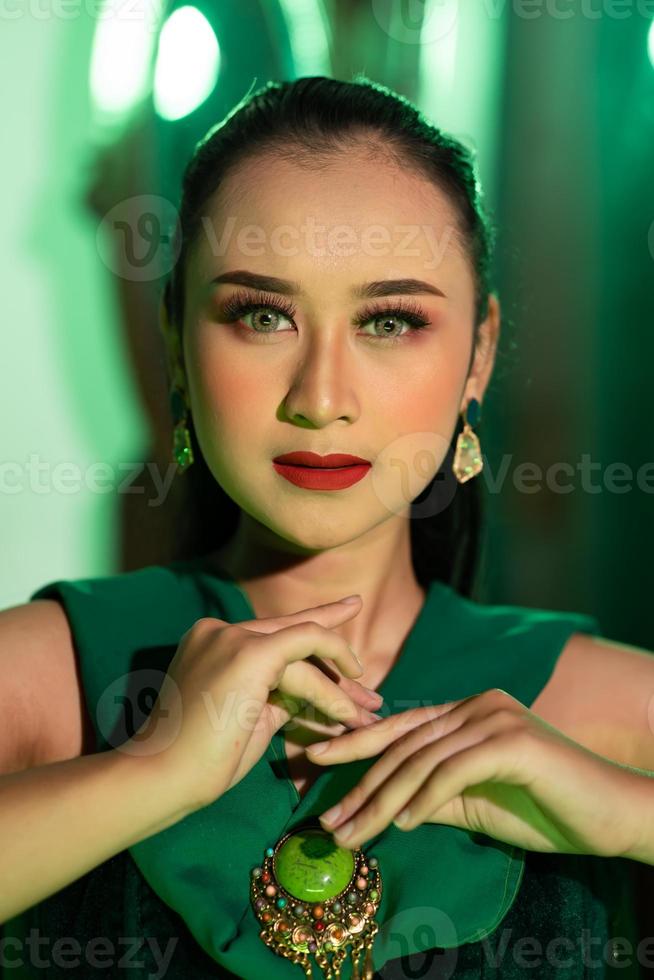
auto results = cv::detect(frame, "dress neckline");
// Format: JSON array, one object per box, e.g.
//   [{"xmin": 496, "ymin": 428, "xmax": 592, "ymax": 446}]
[
  {"xmin": 183, "ymin": 554, "xmax": 455, "ymax": 825},
  {"xmin": 122, "ymin": 558, "xmax": 529, "ymax": 963}
]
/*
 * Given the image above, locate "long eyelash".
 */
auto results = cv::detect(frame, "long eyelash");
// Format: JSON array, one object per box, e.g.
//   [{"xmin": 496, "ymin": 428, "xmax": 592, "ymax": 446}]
[
  {"xmin": 353, "ymin": 298, "xmax": 430, "ymax": 330},
  {"xmin": 222, "ymin": 288, "xmax": 297, "ymax": 322},
  {"xmin": 221, "ymin": 289, "xmax": 430, "ymax": 341}
]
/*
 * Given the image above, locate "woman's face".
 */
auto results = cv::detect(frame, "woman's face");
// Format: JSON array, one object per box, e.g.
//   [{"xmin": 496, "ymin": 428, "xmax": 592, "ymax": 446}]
[{"xmin": 176, "ymin": 146, "xmax": 499, "ymax": 553}]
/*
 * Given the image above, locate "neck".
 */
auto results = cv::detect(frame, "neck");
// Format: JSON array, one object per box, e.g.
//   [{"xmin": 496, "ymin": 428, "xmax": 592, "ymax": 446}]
[{"xmin": 205, "ymin": 513, "xmax": 427, "ymax": 676}]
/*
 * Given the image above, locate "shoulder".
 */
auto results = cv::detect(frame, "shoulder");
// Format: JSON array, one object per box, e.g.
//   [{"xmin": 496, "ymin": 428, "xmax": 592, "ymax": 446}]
[
  {"xmin": 442, "ymin": 586, "xmax": 654, "ymax": 770},
  {"xmin": 0, "ymin": 597, "xmax": 93, "ymax": 770},
  {"xmin": 29, "ymin": 560, "xmax": 205, "ymax": 641},
  {"xmin": 531, "ymin": 630, "xmax": 654, "ymax": 770},
  {"xmin": 433, "ymin": 582, "xmax": 601, "ymax": 646},
  {"xmin": 0, "ymin": 560, "xmax": 203, "ymax": 771},
  {"xmin": 29, "ymin": 561, "xmax": 190, "ymax": 604}
]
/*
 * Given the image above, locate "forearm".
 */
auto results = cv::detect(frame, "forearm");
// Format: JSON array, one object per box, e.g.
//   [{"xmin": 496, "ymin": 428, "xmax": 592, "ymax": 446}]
[
  {"xmin": 620, "ymin": 766, "xmax": 654, "ymax": 865},
  {"xmin": 0, "ymin": 749, "xmax": 194, "ymax": 922}
]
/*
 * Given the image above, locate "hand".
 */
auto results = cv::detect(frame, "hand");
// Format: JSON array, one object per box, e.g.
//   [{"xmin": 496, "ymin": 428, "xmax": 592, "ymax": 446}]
[
  {"xmin": 122, "ymin": 595, "xmax": 382, "ymax": 811},
  {"xmin": 306, "ymin": 688, "xmax": 642, "ymax": 857}
]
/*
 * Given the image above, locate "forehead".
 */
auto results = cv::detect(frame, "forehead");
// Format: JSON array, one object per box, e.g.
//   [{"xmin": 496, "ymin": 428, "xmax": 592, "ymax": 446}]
[{"xmin": 188, "ymin": 147, "xmax": 470, "ymax": 296}]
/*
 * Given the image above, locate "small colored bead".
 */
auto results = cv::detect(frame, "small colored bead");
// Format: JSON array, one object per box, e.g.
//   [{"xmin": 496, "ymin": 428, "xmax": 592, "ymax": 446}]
[{"xmin": 466, "ymin": 397, "xmax": 481, "ymax": 426}]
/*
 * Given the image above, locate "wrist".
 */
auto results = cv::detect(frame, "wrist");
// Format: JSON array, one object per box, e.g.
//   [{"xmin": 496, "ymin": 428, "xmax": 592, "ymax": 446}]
[
  {"xmin": 110, "ymin": 742, "xmax": 204, "ymax": 832},
  {"xmin": 618, "ymin": 768, "xmax": 654, "ymax": 866}
]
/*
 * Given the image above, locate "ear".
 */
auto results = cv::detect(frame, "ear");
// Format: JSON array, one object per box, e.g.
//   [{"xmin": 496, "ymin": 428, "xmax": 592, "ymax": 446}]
[
  {"xmin": 158, "ymin": 294, "xmax": 188, "ymax": 396},
  {"xmin": 460, "ymin": 292, "xmax": 501, "ymax": 413}
]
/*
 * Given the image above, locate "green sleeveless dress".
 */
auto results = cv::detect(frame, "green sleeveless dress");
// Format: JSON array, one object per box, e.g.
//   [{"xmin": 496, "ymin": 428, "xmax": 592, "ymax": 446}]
[{"xmin": 1, "ymin": 556, "xmax": 640, "ymax": 979}]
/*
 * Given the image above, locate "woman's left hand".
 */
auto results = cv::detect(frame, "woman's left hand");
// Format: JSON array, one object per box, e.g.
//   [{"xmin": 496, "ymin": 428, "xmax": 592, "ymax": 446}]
[{"xmin": 306, "ymin": 688, "xmax": 642, "ymax": 856}]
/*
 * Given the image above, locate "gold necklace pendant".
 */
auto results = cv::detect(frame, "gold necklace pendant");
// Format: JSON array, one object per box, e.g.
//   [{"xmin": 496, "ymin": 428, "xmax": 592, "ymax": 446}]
[{"xmin": 250, "ymin": 818, "xmax": 382, "ymax": 978}]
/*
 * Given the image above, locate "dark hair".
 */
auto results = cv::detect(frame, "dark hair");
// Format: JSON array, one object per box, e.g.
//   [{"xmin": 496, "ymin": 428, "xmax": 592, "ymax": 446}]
[{"xmin": 162, "ymin": 75, "xmax": 497, "ymax": 598}]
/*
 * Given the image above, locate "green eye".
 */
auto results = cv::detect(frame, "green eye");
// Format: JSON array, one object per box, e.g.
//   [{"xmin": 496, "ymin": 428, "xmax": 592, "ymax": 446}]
[{"xmin": 222, "ymin": 290, "xmax": 431, "ymax": 345}]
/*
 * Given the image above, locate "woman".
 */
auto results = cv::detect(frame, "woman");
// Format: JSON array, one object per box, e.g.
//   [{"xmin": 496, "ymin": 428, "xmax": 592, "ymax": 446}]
[{"xmin": 1, "ymin": 75, "xmax": 653, "ymax": 980}]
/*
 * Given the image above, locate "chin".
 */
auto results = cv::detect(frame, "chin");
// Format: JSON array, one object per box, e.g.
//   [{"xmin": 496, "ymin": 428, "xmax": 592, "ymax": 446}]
[{"xmin": 261, "ymin": 518, "xmax": 366, "ymax": 555}]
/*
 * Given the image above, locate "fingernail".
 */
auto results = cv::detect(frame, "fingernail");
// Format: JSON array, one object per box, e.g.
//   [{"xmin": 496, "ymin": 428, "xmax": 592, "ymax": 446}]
[
  {"xmin": 335, "ymin": 819, "xmax": 354, "ymax": 840},
  {"xmin": 320, "ymin": 803, "xmax": 342, "ymax": 824},
  {"xmin": 394, "ymin": 807, "xmax": 411, "ymax": 827},
  {"xmin": 363, "ymin": 686, "xmax": 382, "ymax": 701},
  {"xmin": 340, "ymin": 595, "xmax": 361, "ymax": 604},
  {"xmin": 308, "ymin": 741, "xmax": 329, "ymax": 755},
  {"xmin": 347, "ymin": 644, "xmax": 363, "ymax": 669}
]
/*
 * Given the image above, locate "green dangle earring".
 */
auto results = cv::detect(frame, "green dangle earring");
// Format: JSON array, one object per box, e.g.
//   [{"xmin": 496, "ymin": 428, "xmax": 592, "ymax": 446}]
[
  {"xmin": 452, "ymin": 397, "xmax": 482, "ymax": 483},
  {"xmin": 170, "ymin": 387, "xmax": 194, "ymax": 473},
  {"xmin": 162, "ymin": 303, "xmax": 195, "ymax": 475}
]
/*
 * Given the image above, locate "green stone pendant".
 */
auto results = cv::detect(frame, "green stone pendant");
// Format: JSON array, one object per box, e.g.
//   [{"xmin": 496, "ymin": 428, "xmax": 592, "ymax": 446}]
[
  {"xmin": 250, "ymin": 820, "xmax": 382, "ymax": 978},
  {"xmin": 275, "ymin": 827, "xmax": 355, "ymax": 903}
]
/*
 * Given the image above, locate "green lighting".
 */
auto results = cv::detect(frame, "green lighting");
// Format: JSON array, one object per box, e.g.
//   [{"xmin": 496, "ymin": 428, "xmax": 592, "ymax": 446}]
[
  {"xmin": 153, "ymin": 6, "xmax": 221, "ymax": 122},
  {"xmin": 89, "ymin": 0, "xmax": 161, "ymax": 124},
  {"xmin": 278, "ymin": 0, "xmax": 331, "ymax": 76},
  {"xmin": 648, "ymin": 18, "xmax": 654, "ymax": 68}
]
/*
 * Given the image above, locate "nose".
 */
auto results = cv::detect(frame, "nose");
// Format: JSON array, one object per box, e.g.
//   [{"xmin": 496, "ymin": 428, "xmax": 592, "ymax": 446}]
[{"xmin": 281, "ymin": 329, "xmax": 360, "ymax": 428}]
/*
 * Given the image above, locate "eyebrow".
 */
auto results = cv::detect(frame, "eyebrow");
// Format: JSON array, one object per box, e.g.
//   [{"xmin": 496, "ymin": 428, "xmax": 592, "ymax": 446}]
[{"xmin": 209, "ymin": 270, "xmax": 446, "ymax": 299}]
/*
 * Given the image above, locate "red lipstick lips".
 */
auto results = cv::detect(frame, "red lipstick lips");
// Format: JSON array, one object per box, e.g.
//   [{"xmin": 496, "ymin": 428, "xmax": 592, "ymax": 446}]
[
  {"xmin": 272, "ymin": 451, "xmax": 372, "ymax": 491},
  {"xmin": 273, "ymin": 451, "xmax": 370, "ymax": 467}
]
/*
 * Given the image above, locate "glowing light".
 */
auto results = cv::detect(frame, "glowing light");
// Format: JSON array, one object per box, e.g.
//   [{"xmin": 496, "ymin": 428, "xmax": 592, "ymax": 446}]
[
  {"xmin": 278, "ymin": 0, "xmax": 331, "ymax": 76},
  {"xmin": 89, "ymin": 0, "xmax": 162, "ymax": 123},
  {"xmin": 153, "ymin": 6, "xmax": 221, "ymax": 121}
]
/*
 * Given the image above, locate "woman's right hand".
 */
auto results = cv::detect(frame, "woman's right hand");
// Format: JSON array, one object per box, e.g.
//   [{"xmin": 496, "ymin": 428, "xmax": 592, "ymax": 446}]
[{"xmin": 123, "ymin": 595, "xmax": 381, "ymax": 811}]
